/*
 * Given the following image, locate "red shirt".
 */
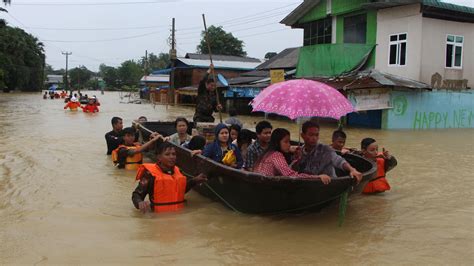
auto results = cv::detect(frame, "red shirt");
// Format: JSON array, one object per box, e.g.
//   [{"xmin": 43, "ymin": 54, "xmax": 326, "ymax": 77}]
[{"xmin": 82, "ymin": 104, "xmax": 99, "ymax": 113}]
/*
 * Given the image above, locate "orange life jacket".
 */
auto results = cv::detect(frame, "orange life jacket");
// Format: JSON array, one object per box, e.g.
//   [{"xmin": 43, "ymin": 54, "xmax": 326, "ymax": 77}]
[
  {"xmin": 136, "ymin": 164, "xmax": 187, "ymax": 213},
  {"xmin": 363, "ymin": 156, "xmax": 391, "ymax": 194},
  {"xmin": 111, "ymin": 144, "xmax": 143, "ymax": 170},
  {"xmin": 64, "ymin": 102, "xmax": 81, "ymax": 111}
]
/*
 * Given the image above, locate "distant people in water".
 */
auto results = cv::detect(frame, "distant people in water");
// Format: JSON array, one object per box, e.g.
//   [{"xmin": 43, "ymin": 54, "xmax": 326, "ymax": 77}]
[
  {"xmin": 359, "ymin": 138, "xmax": 397, "ymax": 194},
  {"xmin": 81, "ymin": 98, "xmax": 99, "ymax": 113},
  {"xmin": 43, "ymin": 91, "xmax": 48, "ymax": 99},
  {"xmin": 253, "ymin": 128, "xmax": 331, "ymax": 184},
  {"xmin": 63, "ymin": 97, "xmax": 81, "ymax": 111}
]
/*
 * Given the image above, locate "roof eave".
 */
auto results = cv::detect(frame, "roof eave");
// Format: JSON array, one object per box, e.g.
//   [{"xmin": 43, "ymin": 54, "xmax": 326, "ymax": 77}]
[{"xmin": 280, "ymin": 0, "xmax": 321, "ymax": 27}]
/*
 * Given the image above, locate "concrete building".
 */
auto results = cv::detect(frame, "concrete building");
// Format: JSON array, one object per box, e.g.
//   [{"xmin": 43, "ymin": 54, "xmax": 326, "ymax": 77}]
[{"xmin": 281, "ymin": 0, "xmax": 473, "ymax": 129}]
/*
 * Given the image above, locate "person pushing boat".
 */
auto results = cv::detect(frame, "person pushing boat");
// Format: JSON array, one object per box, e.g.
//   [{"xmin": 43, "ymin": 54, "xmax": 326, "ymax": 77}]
[
  {"xmin": 63, "ymin": 97, "xmax": 81, "ymax": 111},
  {"xmin": 132, "ymin": 142, "xmax": 208, "ymax": 213},
  {"xmin": 193, "ymin": 64, "xmax": 222, "ymax": 123}
]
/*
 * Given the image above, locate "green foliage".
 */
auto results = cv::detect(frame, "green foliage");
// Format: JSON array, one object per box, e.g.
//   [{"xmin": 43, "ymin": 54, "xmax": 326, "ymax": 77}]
[
  {"xmin": 140, "ymin": 52, "xmax": 170, "ymax": 73},
  {"xmin": 197, "ymin": 26, "xmax": 247, "ymax": 57},
  {"xmin": 69, "ymin": 66, "xmax": 92, "ymax": 89},
  {"xmin": 118, "ymin": 60, "xmax": 142, "ymax": 87},
  {"xmin": 0, "ymin": 23, "xmax": 45, "ymax": 91},
  {"xmin": 99, "ymin": 64, "xmax": 120, "ymax": 89}
]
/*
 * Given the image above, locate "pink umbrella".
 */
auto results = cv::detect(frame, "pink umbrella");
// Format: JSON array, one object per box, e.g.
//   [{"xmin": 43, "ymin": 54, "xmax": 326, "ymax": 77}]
[{"xmin": 251, "ymin": 79, "xmax": 354, "ymax": 120}]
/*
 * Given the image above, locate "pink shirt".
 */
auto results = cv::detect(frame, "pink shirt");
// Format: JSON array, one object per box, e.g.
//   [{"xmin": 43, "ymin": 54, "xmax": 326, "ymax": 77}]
[{"xmin": 254, "ymin": 151, "xmax": 315, "ymax": 178}]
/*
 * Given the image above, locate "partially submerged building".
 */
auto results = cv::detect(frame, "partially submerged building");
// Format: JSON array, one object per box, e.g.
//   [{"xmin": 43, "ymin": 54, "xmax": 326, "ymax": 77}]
[{"xmin": 282, "ymin": 0, "xmax": 473, "ymax": 129}]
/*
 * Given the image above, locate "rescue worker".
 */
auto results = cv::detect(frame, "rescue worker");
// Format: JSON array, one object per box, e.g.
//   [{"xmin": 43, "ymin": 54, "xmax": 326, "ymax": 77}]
[
  {"xmin": 81, "ymin": 98, "xmax": 99, "ymax": 113},
  {"xmin": 132, "ymin": 142, "xmax": 208, "ymax": 213},
  {"xmin": 359, "ymin": 138, "xmax": 397, "ymax": 194},
  {"xmin": 105, "ymin": 117, "xmax": 123, "ymax": 155},
  {"xmin": 63, "ymin": 97, "xmax": 81, "ymax": 111},
  {"xmin": 112, "ymin": 127, "xmax": 161, "ymax": 170},
  {"xmin": 193, "ymin": 64, "xmax": 222, "ymax": 123}
]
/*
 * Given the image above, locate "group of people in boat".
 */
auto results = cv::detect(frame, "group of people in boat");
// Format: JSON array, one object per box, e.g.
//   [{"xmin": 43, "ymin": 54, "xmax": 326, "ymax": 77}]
[{"xmin": 104, "ymin": 66, "xmax": 397, "ymax": 214}]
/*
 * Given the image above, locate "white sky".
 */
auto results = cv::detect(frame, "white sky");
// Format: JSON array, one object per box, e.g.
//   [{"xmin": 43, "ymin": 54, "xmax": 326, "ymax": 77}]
[{"xmin": 1, "ymin": 0, "xmax": 472, "ymax": 71}]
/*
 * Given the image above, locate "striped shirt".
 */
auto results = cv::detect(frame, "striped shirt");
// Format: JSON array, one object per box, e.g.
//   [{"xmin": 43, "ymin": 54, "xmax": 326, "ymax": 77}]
[{"xmin": 245, "ymin": 140, "xmax": 265, "ymax": 170}]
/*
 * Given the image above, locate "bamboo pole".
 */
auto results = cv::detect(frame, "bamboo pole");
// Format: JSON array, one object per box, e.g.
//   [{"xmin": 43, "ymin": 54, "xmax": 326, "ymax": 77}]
[{"xmin": 202, "ymin": 14, "xmax": 223, "ymax": 123}]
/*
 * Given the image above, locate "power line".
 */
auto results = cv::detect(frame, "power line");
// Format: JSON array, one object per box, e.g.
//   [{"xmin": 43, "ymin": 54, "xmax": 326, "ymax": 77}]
[
  {"xmin": 12, "ymin": 0, "xmax": 176, "ymax": 6},
  {"xmin": 26, "ymin": 25, "xmax": 168, "ymax": 31},
  {"xmin": 42, "ymin": 30, "xmax": 162, "ymax": 43}
]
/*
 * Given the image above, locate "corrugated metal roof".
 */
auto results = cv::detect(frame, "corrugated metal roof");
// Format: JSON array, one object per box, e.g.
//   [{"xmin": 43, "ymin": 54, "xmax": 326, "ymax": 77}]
[
  {"xmin": 424, "ymin": 0, "xmax": 474, "ymax": 14},
  {"xmin": 176, "ymin": 57, "xmax": 261, "ymax": 70},
  {"xmin": 281, "ymin": 0, "xmax": 321, "ymax": 27},
  {"xmin": 140, "ymin": 74, "xmax": 169, "ymax": 83},
  {"xmin": 256, "ymin": 47, "xmax": 300, "ymax": 70},
  {"xmin": 185, "ymin": 53, "xmax": 261, "ymax": 63}
]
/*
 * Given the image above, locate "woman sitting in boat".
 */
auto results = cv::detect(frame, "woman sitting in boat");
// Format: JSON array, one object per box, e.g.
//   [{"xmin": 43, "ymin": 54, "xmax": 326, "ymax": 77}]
[
  {"xmin": 167, "ymin": 117, "xmax": 192, "ymax": 146},
  {"xmin": 253, "ymin": 128, "xmax": 331, "ymax": 184},
  {"xmin": 202, "ymin": 123, "xmax": 243, "ymax": 169},
  {"xmin": 132, "ymin": 142, "xmax": 208, "ymax": 213}
]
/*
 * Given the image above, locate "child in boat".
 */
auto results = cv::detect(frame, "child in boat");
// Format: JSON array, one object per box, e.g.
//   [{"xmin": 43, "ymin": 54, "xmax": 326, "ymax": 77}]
[
  {"xmin": 225, "ymin": 108, "xmax": 243, "ymax": 128},
  {"xmin": 237, "ymin": 129, "xmax": 256, "ymax": 167},
  {"xmin": 253, "ymin": 128, "xmax": 331, "ymax": 184},
  {"xmin": 359, "ymin": 138, "xmax": 398, "ymax": 194},
  {"xmin": 63, "ymin": 97, "xmax": 81, "ymax": 111},
  {"xmin": 229, "ymin": 124, "xmax": 241, "ymax": 144},
  {"xmin": 112, "ymin": 127, "xmax": 162, "ymax": 170},
  {"xmin": 168, "ymin": 117, "xmax": 192, "ymax": 146},
  {"xmin": 330, "ymin": 129, "xmax": 354, "ymax": 154},
  {"xmin": 245, "ymin": 120, "xmax": 273, "ymax": 171},
  {"xmin": 202, "ymin": 123, "xmax": 243, "ymax": 169}
]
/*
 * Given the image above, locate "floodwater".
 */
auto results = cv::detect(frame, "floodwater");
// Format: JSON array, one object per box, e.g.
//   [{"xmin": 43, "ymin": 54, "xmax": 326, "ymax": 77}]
[{"xmin": 0, "ymin": 92, "xmax": 472, "ymax": 264}]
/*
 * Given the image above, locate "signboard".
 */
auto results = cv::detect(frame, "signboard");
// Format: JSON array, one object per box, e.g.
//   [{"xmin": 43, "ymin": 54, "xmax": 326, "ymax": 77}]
[
  {"xmin": 270, "ymin": 69, "xmax": 285, "ymax": 84},
  {"xmin": 349, "ymin": 88, "xmax": 392, "ymax": 111}
]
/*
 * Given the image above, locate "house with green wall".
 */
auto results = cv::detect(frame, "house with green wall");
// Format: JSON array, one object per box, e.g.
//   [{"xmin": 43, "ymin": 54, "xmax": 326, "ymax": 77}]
[{"xmin": 281, "ymin": 0, "xmax": 474, "ymax": 129}]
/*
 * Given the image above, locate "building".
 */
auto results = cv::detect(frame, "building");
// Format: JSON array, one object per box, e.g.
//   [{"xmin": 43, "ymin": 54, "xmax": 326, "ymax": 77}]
[
  {"xmin": 281, "ymin": 0, "xmax": 473, "ymax": 129},
  {"xmin": 172, "ymin": 53, "xmax": 262, "ymax": 105}
]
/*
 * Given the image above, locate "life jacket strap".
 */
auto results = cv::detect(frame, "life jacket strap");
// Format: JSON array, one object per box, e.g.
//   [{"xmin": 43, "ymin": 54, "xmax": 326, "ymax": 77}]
[{"xmin": 153, "ymin": 200, "xmax": 186, "ymax": 206}]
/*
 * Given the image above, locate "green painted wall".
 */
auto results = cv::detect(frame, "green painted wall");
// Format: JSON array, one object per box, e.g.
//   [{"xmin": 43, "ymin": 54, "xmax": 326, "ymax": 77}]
[
  {"xmin": 298, "ymin": 0, "xmax": 327, "ymax": 24},
  {"xmin": 332, "ymin": 0, "xmax": 366, "ymax": 15}
]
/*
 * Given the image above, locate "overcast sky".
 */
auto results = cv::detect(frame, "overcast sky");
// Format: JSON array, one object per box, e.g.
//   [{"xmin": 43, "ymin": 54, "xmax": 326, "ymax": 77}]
[{"xmin": 2, "ymin": 0, "xmax": 473, "ymax": 72}]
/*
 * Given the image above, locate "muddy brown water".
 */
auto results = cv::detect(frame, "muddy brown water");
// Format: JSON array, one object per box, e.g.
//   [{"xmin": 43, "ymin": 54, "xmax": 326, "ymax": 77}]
[{"xmin": 0, "ymin": 92, "xmax": 472, "ymax": 264}]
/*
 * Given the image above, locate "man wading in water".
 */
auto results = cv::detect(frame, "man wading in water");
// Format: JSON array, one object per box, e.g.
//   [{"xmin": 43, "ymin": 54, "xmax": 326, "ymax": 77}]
[{"xmin": 193, "ymin": 64, "xmax": 222, "ymax": 123}]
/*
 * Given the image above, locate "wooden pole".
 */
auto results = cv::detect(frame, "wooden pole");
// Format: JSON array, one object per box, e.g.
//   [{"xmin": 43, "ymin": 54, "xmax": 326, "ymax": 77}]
[{"xmin": 202, "ymin": 14, "xmax": 223, "ymax": 123}]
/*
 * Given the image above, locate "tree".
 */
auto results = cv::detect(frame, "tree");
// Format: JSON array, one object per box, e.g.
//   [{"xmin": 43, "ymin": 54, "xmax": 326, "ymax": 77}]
[
  {"xmin": 69, "ymin": 66, "xmax": 92, "ymax": 89},
  {"xmin": 99, "ymin": 64, "xmax": 119, "ymax": 89},
  {"xmin": 264, "ymin": 52, "xmax": 277, "ymax": 60},
  {"xmin": 118, "ymin": 60, "xmax": 143, "ymax": 87},
  {"xmin": 197, "ymin": 26, "xmax": 246, "ymax": 57},
  {"xmin": 139, "ymin": 52, "xmax": 170, "ymax": 73},
  {"xmin": 0, "ymin": 22, "xmax": 45, "ymax": 91}
]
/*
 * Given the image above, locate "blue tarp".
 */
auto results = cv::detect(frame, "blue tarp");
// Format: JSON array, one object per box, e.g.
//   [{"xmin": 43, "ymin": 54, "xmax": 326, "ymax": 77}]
[
  {"xmin": 224, "ymin": 87, "xmax": 262, "ymax": 98},
  {"xmin": 151, "ymin": 68, "xmax": 172, "ymax": 75}
]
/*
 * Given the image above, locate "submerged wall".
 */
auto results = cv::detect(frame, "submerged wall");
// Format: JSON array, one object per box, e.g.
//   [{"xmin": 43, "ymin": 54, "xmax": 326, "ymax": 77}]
[{"xmin": 385, "ymin": 90, "xmax": 474, "ymax": 129}]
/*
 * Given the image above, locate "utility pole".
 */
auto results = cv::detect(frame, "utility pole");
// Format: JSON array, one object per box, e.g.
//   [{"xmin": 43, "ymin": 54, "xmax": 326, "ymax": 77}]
[
  {"xmin": 144, "ymin": 50, "xmax": 148, "ymax": 100},
  {"xmin": 169, "ymin": 18, "xmax": 177, "ymax": 106},
  {"xmin": 62, "ymin": 51, "xmax": 72, "ymax": 92}
]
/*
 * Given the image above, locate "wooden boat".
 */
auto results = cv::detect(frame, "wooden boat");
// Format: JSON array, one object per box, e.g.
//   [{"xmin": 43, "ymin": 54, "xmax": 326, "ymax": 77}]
[{"xmin": 140, "ymin": 121, "xmax": 377, "ymax": 214}]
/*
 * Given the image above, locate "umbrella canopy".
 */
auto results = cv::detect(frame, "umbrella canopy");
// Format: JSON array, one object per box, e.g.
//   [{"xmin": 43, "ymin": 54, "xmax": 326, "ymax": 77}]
[{"xmin": 251, "ymin": 79, "xmax": 354, "ymax": 120}]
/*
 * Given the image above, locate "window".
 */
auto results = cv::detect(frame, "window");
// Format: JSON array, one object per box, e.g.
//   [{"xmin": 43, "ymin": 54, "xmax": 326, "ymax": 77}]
[
  {"xmin": 303, "ymin": 17, "xmax": 332, "ymax": 46},
  {"xmin": 388, "ymin": 33, "xmax": 407, "ymax": 66},
  {"xmin": 343, "ymin": 13, "xmax": 367, "ymax": 44},
  {"xmin": 446, "ymin": 34, "xmax": 463, "ymax": 68}
]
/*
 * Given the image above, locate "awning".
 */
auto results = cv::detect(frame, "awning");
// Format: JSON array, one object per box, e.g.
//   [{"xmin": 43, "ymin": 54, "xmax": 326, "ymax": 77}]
[{"xmin": 296, "ymin": 44, "xmax": 375, "ymax": 78}]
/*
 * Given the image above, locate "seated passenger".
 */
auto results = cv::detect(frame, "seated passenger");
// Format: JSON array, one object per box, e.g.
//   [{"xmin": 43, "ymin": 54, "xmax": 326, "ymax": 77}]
[
  {"xmin": 183, "ymin": 135, "xmax": 206, "ymax": 156},
  {"xmin": 229, "ymin": 124, "xmax": 241, "ymax": 144},
  {"xmin": 237, "ymin": 129, "xmax": 255, "ymax": 167},
  {"xmin": 132, "ymin": 142, "xmax": 208, "ymax": 213},
  {"xmin": 295, "ymin": 121, "xmax": 362, "ymax": 182},
  {"xmin": 245, "ymin": 120, "xmax": 272, "ymax": 171},
  {"xmin": 202, "ymin": 123, "xmax": 243, "ymax": 169},
  {"xmin": 112, "ymin": 127, "xmax": 161, "ymax": 170},
  {"xmin": 330, "ymin": 129, "xmax": 354, "ymax": 154},
  {"xmin": 168, "ymin": 117, "xmax": 192, "ymax": 146},
  {"xmin": 360, "ymin": 138, "xmax": 397, "ymax": 194},
  {"xmin": 254, "ymin": 128, "xmax": 331, "ymax": 184}
]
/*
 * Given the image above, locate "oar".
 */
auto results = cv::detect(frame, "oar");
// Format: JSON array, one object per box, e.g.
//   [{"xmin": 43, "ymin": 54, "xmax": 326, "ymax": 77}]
[
  {"xmin": 132, "ymin": 121, "xmax": 166, "ymax": 142},
  {"xmin": 202, "ymin": 14, "xmax": 223, "ymax": 123}
]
